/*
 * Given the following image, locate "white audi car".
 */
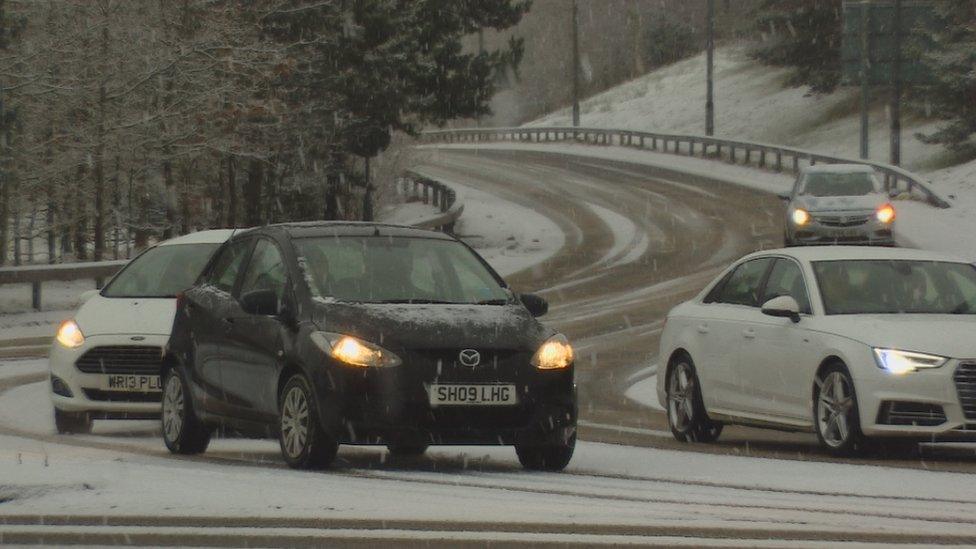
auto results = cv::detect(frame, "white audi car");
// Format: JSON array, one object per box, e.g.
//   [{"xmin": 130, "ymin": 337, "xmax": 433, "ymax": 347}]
[
  {"xmin": 49, "ymin": 229, "xmax": 234, "ymax": 434},
  {"xmin": 657, "ymin": 246, "xmax": 976, "ymax": 455}
]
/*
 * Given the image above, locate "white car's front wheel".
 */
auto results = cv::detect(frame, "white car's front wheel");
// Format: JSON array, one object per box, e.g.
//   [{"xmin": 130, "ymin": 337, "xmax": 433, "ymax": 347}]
[
  {"xmin": 814, "ymin": 364, "xmax": 867, "ymax": 455},
  {"xmin": 667, "ymin": 358, "xmax": 722, "ymax": 443}
]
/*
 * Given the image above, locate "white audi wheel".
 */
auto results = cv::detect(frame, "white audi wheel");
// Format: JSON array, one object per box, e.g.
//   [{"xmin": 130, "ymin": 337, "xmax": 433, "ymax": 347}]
[
  {"xmin": 668, "ymin": 362, "xmax": 696, "ymax": 434},
  {"xmin": 281, "ymin": 386, "xmax": 310, "ymax": 459},
  {"xmin": 162, "ymin": 373, "xmax": 185, "ymax": 444},
  {"xmin": 814, "ymin": 365, "xmax": 867, "ymax": 455}
]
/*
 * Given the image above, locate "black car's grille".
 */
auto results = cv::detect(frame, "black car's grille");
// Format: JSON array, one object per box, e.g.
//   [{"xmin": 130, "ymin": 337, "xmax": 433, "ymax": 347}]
[
  {"xmin": 83, "ymin": 389, "xmax": 162, "ymax": 403},
  {"xmin": 75, "ymin": 346, "xmax": 164, "ymax": 375},
  {"xmin": 814, "ymin": 214, "xmax": 872, "ymax": 227},
  {"xmin": 954, "ymin": 362, "xmax": 976, "ymax": 420}
]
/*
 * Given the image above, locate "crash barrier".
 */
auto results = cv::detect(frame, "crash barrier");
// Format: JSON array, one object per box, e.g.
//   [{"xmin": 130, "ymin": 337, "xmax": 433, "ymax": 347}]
[
  {"xmin": 0, "ymin": 172, "xmax": 464, "ymax": 311},
  {"xmin": 420, "ymin": 126, "xmax": 950, "ymax": 209},
  {"xmin": 396, "ymin": 170, "xmax": 464, "ymax": 233}
]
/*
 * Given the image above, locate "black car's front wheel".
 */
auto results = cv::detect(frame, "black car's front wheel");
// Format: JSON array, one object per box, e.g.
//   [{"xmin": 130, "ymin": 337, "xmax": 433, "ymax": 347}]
[
  {"xmin": 278, "ymin": 374, "xmax": 338, "ymax": 470},
  {"xmin": 161, "ymin": 367, "xmax": 211, "ymax": 455}
]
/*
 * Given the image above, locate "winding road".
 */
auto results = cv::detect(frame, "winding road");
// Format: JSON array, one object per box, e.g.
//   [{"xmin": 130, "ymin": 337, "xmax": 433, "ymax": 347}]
[{"xmin": 3, "ymin": 146, "xmax": 976, "ymax": 546}]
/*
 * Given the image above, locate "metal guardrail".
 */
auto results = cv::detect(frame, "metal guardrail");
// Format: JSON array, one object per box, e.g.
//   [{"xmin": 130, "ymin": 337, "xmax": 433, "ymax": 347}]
[
  {"xmin": 398, "ymin": 170, "xmax": 464, "ymax": 233},
  {"xmin": 0, "ymin": 173, "xmax": 464, "ymax": 312},
  {"xmin": 0, "ymin": 260, "xmax": 128, "ymax": 311},
  {"xmin": 420, "ymin": 126, "xmax": 950, "ymax": 209}
]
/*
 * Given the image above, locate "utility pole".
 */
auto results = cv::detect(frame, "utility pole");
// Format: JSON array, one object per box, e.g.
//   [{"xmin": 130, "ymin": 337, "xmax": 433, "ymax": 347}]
[
  {"xmin": 859, "ymin": 0, "xmax": 870, "ymax": 159},
  {"xmin": 571, "ymin": 0, "xmax": 580, "ymax": 127},
  {"xmin": 890, "ymin": 0, "xmax": 902, "ymax": 165},
  {"xmin": 705, "ymin": 0, "xmax": 715, "ymax": 136}
]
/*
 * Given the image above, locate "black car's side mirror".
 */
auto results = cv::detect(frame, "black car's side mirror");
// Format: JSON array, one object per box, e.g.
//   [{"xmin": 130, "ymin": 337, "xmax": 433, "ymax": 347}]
[
  {"xmin": 240, "ymin": 289, "xmax": 279, "ymax": 316},
  {"xmin": 519, "ymin": 292, "xmax": 549, "ymax": 317}
]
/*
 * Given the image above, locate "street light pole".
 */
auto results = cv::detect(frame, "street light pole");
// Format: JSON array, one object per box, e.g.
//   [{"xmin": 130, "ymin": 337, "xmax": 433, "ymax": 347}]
[
  {"xmin": 571, "ymin": 0, "xmax": 580, "ymax": 127},
  {"xmin": 890, "ymin": 0, "xmax": 902, "ymax": 165},
  {"xmin": 705, "ymin": 0, "xmax": 715, "ymax": 136}
]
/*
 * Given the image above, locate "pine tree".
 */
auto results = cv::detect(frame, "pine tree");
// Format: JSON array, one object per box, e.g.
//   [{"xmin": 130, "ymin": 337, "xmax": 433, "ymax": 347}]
[
  {"xmin": 751, "ymin": 0, "xmax": 843, "ymax": 94},
  {"xmin": 914, "ymin": 0, "xmax": 976, "ymax": 156}
]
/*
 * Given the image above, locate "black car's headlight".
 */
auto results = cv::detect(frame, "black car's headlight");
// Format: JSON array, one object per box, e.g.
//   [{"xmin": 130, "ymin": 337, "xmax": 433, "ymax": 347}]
[
  {"xmin": 310, "ymin": 332, "xmax": 402, "ymax": 368},
  {"xmin": 531, "ymin": 334, "xmax": 574, "ymax": 370},
  {"xmin": 873, "ymin": 348, "xmax": 947, "ymax": 375}
]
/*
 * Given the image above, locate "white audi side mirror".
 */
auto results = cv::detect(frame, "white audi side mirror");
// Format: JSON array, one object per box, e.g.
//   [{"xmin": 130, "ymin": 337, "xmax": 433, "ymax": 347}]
[{"xmin": 761, "ymin": 295, "xmax": 801, "ymax": 323}]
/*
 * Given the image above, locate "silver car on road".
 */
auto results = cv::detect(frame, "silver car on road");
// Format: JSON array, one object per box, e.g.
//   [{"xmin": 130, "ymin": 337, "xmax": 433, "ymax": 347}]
[{"xmin": 783, "ymin": 164, "xmax": 896, "ymax": 247}]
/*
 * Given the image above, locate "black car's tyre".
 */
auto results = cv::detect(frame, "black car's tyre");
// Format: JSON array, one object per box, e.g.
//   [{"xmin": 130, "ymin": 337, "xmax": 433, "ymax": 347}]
[
  {"xmin": 386, "ymin": 442, "xmax": 429, "ymax": 457},
  {"xmin": 814, "ymin": 363, "xmax": 869, "ymax": 456},
  {"xmin": 516, "ymin": 432, "xmax": 576, "ymax": 471},
  {"xmin": 278, "ymin": 374, "xmax": 338, "ymax": 470},
  {"xmin": 54, "ymin": 409, "xmax": 92, "ymax": 435},
  {"xmin": 161, "ymin": 367, "xmax": 211, "ymax": 455},
  {"xmin": 666, "ymin": 357, "xmax": 723, "ymax": 443}
]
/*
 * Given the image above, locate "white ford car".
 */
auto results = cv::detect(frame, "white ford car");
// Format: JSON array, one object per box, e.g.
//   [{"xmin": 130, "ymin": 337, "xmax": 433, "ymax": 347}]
[
  {"xmin": 658, "ymin": 246, "xmax": 976, "ymax": 455},
  {"xmin": 49, "ymin": 230, "xmax": 234, "ymax": 434}
]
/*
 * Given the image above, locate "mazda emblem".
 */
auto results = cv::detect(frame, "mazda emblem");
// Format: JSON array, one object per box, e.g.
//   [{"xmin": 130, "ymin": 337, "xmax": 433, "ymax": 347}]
[{"xmin": 458, "ymin": 349, "xmax": 481, "ymax": 367}]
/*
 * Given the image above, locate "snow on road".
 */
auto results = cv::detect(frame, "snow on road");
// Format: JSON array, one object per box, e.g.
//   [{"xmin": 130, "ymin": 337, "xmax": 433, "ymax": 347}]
[{"xmin": 3, "ymin": 378, "xmax": 976, "ymax": 540}]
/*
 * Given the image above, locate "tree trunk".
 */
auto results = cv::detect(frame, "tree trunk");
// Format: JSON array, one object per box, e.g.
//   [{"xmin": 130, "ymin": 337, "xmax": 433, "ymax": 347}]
[
  {"xmin": 11, "ymin": 189, "xmax": 20, "ymax": 266},
  {"xmin": 0, "ymin": 177, "xmax": 7, "ymax": 267},
  {"xmin": 227, "ymin": 155, "xmax": 237, "ymax": 228},
  {"xmin": 362, "ymin": 156, "xmax": 373, "ymax": 221},
  {"xmin": 214, "ymin": 156, "xmax": 226, "ymax": 228},
  {"xmin": 180, "ymin": 161, "xmax": 192, "ymax": 234},
  {"xmin": 46, "ymin": 197, "xmax": 56, "ymax": 264},
  {"xmin": 74, "ymin": 165, "xmax": 88, "ymax": 260},
  {"xmin": 92, "ymin": 26, "xmax": 108, "ymax": 261},
  {"xmin": 244, "ymin": 158, "xmax": 263, "ymax": 226}
]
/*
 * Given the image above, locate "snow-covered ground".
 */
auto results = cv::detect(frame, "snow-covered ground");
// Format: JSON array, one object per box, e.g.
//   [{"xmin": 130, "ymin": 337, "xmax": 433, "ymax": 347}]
[
  {"xmin": 4, "ymin": 379, "xmax": 976, "ymax": 541},
  {"xmin": 427, "ymin": 142, "xmax": 976, "ymax": 261}
]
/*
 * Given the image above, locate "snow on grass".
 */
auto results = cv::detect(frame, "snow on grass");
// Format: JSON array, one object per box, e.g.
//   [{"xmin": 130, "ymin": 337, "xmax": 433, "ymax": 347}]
[{"xmin": 0, "ymin": 358, "xmax": 47, "ymax": 383}]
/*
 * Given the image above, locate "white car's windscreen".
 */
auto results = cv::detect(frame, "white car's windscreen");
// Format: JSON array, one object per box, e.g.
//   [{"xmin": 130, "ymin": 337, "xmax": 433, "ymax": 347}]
[
  {"xmin": 294, "ymin": 236, "xmax": 510, "ymax": 305},
  {"xmin": 102, "ymin": 243, "xmax": 221, "ymax": 298},
  {"xmin": 813, "ymin": 260, "xmax": 976, "ymax": 315},
  {"xmin": 801, "ymin": 172, "xmax": 879, "ymax": 197}
]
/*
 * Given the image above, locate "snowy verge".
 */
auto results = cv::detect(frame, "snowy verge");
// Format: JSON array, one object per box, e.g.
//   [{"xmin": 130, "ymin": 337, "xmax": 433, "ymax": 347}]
[
  {"xmin": 408, "ymin": 168, "xmax": 565, "ymax": 279},
  {"xmin": 425, "ymin": 143, "xmax": 976, "ymax": 260}
]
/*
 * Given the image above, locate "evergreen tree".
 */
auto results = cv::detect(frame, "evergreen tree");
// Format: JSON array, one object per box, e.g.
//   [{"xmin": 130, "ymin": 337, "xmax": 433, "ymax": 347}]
[
  {"xmin": 914, "ymin": 0, "xmax": 976, "ymax": 156},
  {"xmin": 751, "ymin": 0, "xmax": 842, "ymax": 94}
]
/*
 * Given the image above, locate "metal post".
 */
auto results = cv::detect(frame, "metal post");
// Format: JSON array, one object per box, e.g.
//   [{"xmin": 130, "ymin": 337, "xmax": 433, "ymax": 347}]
[
  {"xmin": 705, "ymin": 0, "xmax": 715, "ymax": 136},
  {"xmin": 890, "ymin": 0, "xmax": 902, "ymax": 165},
  {"xmin": 571, "ymin": 0, "xmax": 580, "ymax": 127},
  {"xmin": 860, "ymin": 0, "xmax": 870, "ymax": 159},
  {"xmin": 32, "ymin": 282, "xmax": 41, "ymax": 311}
]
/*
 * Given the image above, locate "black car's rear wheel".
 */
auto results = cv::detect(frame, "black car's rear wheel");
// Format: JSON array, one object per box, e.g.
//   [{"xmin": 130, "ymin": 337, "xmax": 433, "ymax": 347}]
[
  {"xmin": 161, "ymin": 367, "xmax": 211, "ymax": 454},
  {"xmin": 279, "ymin": 374, "xmax": 338, "ymax": 469},
  {"xmin": 516, "ymin": 431, "xmax": 575, "ymax": 471},
  {"xmin": 54, "ymin": 409, "xmax": 92, "ymax": 435},
  {"xmin": 667, "ymin": 358, "xmax": 723, "ymax": 443}
]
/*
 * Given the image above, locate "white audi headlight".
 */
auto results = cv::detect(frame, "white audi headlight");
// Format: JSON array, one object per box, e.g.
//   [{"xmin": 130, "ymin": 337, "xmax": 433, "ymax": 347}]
[
  {"xmin": 873, "ymin": 348, "xmax": 947, "ymax": 375},
  {"xmin": 310, "ymin": 332, "xmax": 401, "ymax": 368}
]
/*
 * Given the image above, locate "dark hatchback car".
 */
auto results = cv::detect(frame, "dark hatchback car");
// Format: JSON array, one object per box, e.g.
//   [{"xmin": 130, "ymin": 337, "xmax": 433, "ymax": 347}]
[{"xmin": 162, "ymin": 222, "xmax": 577, "ymax": 471}]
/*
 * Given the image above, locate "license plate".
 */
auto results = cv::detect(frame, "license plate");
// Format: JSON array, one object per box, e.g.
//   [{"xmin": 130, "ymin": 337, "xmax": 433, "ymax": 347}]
[
  {"xmin": 428, "ymin": 384, "xmax": 517, "ymax": 406},
  {"xmin": 99, "ymin": 375, "xmax": 161, "ymax": 392}
]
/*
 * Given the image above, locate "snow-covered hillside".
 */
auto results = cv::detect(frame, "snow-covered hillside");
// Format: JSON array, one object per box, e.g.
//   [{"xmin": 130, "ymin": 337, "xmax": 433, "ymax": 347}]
[{"xmin": 528, "ymin": 46, "xmax": 975, "ymax": 210}]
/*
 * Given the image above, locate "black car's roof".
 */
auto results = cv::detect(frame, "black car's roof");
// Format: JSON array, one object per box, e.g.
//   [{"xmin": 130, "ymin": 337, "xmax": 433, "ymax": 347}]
[{"xmin": 231, "ymin": 221, "xmax": 455, "ymax": 241}]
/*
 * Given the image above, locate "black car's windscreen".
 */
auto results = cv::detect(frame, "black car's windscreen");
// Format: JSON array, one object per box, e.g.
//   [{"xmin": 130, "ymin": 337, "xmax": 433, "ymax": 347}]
[
  {"xmin": 801, "ymin": 172, "xmax": 878, "ymax": 197},
  {"xmin": 813, "ymin": 260, "xmax": 976, "ymax": 315},
  {"xmin": 295, "ymin": 236, "xmax": 510, "ymax": 304},
  {"xmin": 102, "ymin": 243, "xmax": 220, "ymax": 298}
]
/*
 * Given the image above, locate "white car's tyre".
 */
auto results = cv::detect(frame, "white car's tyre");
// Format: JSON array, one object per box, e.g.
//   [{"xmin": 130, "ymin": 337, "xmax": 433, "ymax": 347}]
[
  {"xmin": 54, "ymin": 409, "xmax": 92, "ymax": 435},
  {"xmin": 666, "ymin": 357, "xmax": 723, "ymax": 443},
  {"xmin": 161, "ymin": 367, "xmax": 211, "ymax": 455},
  {"xmin": 814, "ymin": 363, "xmax": 868, "ymax": 456}
]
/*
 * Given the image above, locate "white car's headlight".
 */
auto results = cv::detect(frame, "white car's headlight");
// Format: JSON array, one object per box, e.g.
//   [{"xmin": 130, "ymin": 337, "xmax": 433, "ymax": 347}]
[
  {"xmin": 310, "ymin": 332, "xmax": 401, "ymax": 368},
  {"xmin": 55, "ymin": 319, "xmax": 85, "ymax": 348},
  {"xmin": 531, "ymin": 334, "xmax": 574, "ymax": 370},
  {"xmin": 873, "ymin": 348, "xmax": 947, "ymax": 375}
]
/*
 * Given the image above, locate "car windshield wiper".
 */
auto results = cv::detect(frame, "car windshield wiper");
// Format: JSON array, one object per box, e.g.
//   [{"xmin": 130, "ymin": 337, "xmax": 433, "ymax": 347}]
[{"xmin": 475, "ymin": 299, "xmax": 510, "ymax": 305}]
